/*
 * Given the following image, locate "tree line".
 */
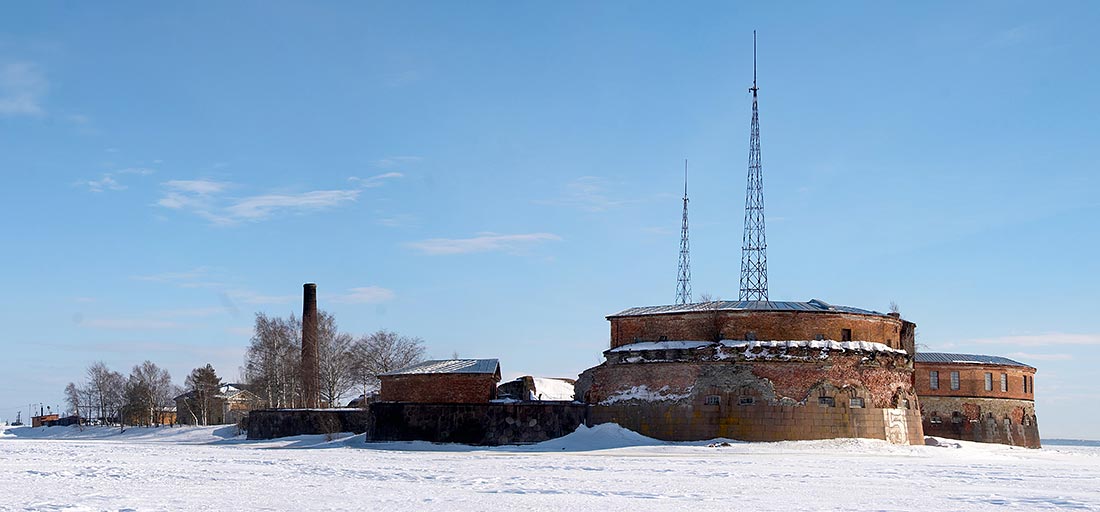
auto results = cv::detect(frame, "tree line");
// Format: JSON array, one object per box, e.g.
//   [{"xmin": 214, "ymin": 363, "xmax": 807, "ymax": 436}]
[
  {"xmin": 61, "ymin": 310, "xmax": 425, "ymax": 427},
  {"xmin": 245, "ymin": 310, "xmax": 425, "ymax": 409}
]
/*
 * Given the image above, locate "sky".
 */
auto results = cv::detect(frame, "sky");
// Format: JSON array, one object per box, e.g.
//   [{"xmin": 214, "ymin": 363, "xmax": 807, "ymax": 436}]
[{"xmin": 1, "ymin": 2, "xmax": 1097, "ymax": 439}]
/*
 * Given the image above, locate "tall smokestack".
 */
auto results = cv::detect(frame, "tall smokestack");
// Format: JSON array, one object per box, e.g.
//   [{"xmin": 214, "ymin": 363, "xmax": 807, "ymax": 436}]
[{"xmin": 301, "ymin": 282, "xmax": 320, "ymax": 408}]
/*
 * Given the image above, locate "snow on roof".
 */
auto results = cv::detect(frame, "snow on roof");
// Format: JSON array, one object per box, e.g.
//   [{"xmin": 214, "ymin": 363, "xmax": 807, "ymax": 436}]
[
  {"xmin": 531, "ymin": 378, "xmax": 575, "ymax": 401},
  {"xmin": 608, "ymin": 341, "xmax": 713, "ymax": 353},
  {"xmin": 608, "ymin": 298, "xmax": 888, "ymax": 318},
  {"xmin": 723, "ymin": 339, "xmax": 907, "ymax": 355},
  {"xmin": 380, "ymin": 359, "xmax": 500, "ymax": 376},
  {"xmin": 914, "ymin": 352, "xmax": 1033, "ymax": 368},
  {"xmin": 610, "ymin": 339, "xmax": 907, "ymax": 355}
]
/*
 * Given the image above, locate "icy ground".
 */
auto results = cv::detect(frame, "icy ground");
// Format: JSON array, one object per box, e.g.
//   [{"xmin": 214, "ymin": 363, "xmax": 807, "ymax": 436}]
[{"xmin": 2, "ymin": 424, "xmax": 1099, "ymax": 511}]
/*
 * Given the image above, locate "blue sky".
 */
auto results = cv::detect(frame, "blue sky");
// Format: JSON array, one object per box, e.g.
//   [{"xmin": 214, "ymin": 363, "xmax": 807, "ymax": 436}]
[{"xmin": 1, "ymin": 2, "xmax": 1097, "ymax": 438}]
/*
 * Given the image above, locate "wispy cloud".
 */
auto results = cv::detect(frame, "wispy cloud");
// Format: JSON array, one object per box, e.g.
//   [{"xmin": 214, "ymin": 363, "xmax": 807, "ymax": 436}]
[
  {"xmin": 349, "ymin": 172, "xmax": 404, "ymax": 188},
  {"xmin": 80, "ymin": 318, "xmax": 185, "ymax": 330},
  {"xmin": 329, "ymin": 286, "xmax": 396, "ymax": 304},
  {"xmin": 132, "ymin": 266, "xmax": 211, "ymax": 284},
  {"xmin": 1005, "ymin": 352, "xmax": 1074, "ymax": 362},
  {"xmin": 156, "ymin": 179, "xmax": 360, "ymax": 225},
  {"xmin": 969, "ymin": 333, "xmax": 1100, "ymax": 346},
  {"xmin": 0, "ymin": 62, "xmax": 47, "ymax": 116},
  {"xmin": 373, "ymin": 156, "xmax": 422, "ymax": 169},
  {"xmin": 84, "ymin": 168, "xmax": 155, "ymax": 193},
  {"xmin": 407, "ymin": 232, "xmax": 562, "ymax": 255},
  {"xmin": 225, "ymin": 289, "xmax": 297, "ymax": 305},
  {"xmin": 164, "ymin": 179, "xmax": 230, "ymax": 195},
  {"xmin": 539, "ymin": 176, "xmax": 630, "ymax": 212}
]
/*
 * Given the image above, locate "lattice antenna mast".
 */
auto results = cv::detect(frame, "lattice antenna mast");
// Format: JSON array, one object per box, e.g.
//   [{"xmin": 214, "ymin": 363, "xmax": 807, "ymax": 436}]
[
  {"xmin": 676, "ymin": 159, "xmax": 692, "ymax": 304},
  {"xmin": 739, "ymin": 30, "xmax": 769, "ymax": 301}
]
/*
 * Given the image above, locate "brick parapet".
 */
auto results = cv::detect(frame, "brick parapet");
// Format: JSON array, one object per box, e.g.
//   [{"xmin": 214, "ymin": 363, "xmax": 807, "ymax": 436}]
[{"xmin": 609, "ymin": 310, "xmax": 912, "ymax": 351}]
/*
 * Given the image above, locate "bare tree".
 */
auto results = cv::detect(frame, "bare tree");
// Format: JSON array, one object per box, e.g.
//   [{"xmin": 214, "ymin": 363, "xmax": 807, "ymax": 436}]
[
  {"xmin": 317, "ymin": 311, "xmax": 356, "ymax": 407},
  {"xmin": 244, "ymin": 313, "xmax": 301, "ymax": 408},
  {"xmin": 64, "ymin": 382, "xmax": 83, "ymax": 430},
  {"xmin": 350, "ymin": 330, "xmax": 426, "ymax": 400},
  {"xmin": 125, "ymin": 361, "xmax": 173, "ymax": 427}
]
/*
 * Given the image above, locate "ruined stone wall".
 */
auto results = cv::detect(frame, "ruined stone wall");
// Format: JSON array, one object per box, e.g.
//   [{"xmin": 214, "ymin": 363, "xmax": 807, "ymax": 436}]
[
  {"xmin": 914, "ymin": 362, "xmax": 1036, "ymax": 401},
  {"xmin": 609, "ymin": 311, "xmax": 907, "ymax": 349},
  {"xmin": 368, "ymin": 402, "xmax": 587, "ymax": 445},
  {"xmin": 590, "ymin": 402, "xmax": 923, "ymax": 445},
  {"xmin": 379, "ymin": 374, "xmax": 498, "ymax": 403},
  {"xmin": 575, "ymin": 345, "xmax": 923, "ymax": 444},
  {"xmin": 919, "ymin": 396, "xmax": 1040, "ymax": 448}
]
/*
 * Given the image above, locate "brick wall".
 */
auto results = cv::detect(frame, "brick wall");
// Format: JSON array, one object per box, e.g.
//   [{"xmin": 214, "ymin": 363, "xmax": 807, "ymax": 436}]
[
  {"xmin": 379, "ymin": 374, "xmax": 498, "ymax": 403},
  {"xmin": 919, "ymin": 395, "xmax": 1040, "ymax": 448},
  {"xmin": 609, "ymin": 310, "xmax": 910, "ymax": 350},
  {"xmin": 914, "ymin": 362, "xmax": 1036, "ymax": 401}
]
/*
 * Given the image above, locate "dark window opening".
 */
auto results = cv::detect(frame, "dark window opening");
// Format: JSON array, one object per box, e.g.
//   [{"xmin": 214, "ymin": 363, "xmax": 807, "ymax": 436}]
[
  {"xmin": 658, "ymin": 335, "xmax": 668, "ymax": 341},
  {"xmin": 738, "ymin": 396, "xmax": 755, "ymax": 406},
  {"xmin": 1001, "ymin": 373, "xmax": 1008, "ymax": 392},
  {"xmin": 841, "ymin": 329, "xmax": 852, "ymax": 342},
  {"xmin": 818, "ymin": 396, "xmax": 835, "ymax": 407},
  {"xmin": 745, "ymin": 331, "xmax": 757, "ymax": 341},
  {"xmin": 814, "ymin": 333, "xmax": 824, "ymax": 341},
  {"xmin": 930, "ymin": 371, "xmax": 939, "ymax": 390},
  {"xmin": 704, "ymin": 395, "xmax": 720, "ymax": 406},
  {"xmin": 849, "ymin": 397, "xmax": 865, "ymax": 408},
  {"xmin": 950, "ymin": 371, "xmax": 960, "ymax": 390}
]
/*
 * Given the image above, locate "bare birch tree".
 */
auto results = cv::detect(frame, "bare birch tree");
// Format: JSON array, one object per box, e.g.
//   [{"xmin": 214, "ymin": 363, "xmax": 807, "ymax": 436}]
[
  {"xmin": 244, "ymin": 312, "xmax": 301, "ymax": 408},
  {"xmin": 350, "ymin": 330, "xmax": 426, "ymax": 401},
  {"xmin": 317, "ymin": 310, "xmax": 356, "ymax": 407}
]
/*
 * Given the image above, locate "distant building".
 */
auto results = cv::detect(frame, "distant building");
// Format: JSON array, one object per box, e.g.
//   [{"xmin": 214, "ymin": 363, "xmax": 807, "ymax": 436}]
[
  {"xmin": 914, "ymin": 352, "xmax": 1040, "ymax": 448},
  {"xmin": 175, "ymin": 383, "xmax": 264, "ymax": 425},
  {"xmin": 379, "ymin": 359, "xmax": 501, "ymax": 403},
  {"xmin": 31, "ymin": 414, "xmax": 59, "ymax": 428}
]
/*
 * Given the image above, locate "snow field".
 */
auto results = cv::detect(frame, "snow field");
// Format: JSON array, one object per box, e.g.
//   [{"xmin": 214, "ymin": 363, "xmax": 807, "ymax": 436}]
[{"xmin": 1, "ymin": 424, "xmax": 1098, "ymax": 511}]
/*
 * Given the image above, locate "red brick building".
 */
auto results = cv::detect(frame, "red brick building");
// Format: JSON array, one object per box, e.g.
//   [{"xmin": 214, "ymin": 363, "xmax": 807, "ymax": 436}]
[
  {"xmin": 914, "ymin": 353, "xmax": 1040, "ymax": 448},
  {"xmin": 379, "ymin": 359, "xmax": 501, "ymax": 403},
  {"xmin": 577, "ymin": 299, "xmax": 925, "ymax": 444}
]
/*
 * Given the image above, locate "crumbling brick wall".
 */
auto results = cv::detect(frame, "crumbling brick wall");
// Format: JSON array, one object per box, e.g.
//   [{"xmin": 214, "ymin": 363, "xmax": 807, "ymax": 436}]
[
  {"xmin": 919, "ymin": 395, "xmax": 1040, "ymax": 448},
  {"xmin": 609, "ymin": 310, "xmax": 908, "ymax": 350}
]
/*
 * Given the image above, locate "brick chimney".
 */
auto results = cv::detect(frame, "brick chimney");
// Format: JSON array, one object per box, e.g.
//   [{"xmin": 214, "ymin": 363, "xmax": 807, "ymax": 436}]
[{"xmin": 301, "ymin": 283, "xmax": 320, "ymax": 408}]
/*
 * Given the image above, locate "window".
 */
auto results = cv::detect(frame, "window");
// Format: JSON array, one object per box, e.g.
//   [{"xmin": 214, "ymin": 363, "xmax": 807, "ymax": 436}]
[
  {"xmin": 1023, "ymin": 375, "xmax": 1030, "ymax": 394},
  {"xmin": 902, "ymin": 399, "xmax": 910, "ymax": 409},
  {"xmin": 1003, "ymin": 417, "xmax": 1011, "ymax": 427},
  {"xmin": 841, "ymin": 329, "xmax": 852, "ymax": 342},
  {"xmin": 745, "ymin": 331, "xmax": 757, "ymax": 341},
  {"xmin": 984, "ymin": 373, "xmax": 993, "ymax": 391},
  {"xmin": 950, "ymin": 371, "xmax": 960, "ymax": 390},
  {"xmin": 739, "ymin": 396, "xmax": 755, "ymax": 406},
  {"xmin": 849, "ymin": 397, "xmax": 865, "ymax": 408},
  {"xmin": 1001, "ymin": 373, "xmax": 1008, "ymax": 392},
  {"xmin": 658, "ymin": 335, "xmax": 669, "ymax": 341},
  {"xmin": 818, "ymin": 396, "xmax": 835, "ymax": 407},
  {"xmin": 929, "ymin": 371, "xmax": 939, "ymax": 390},
  {"xmin": 704, "ymin": 395, "xmax": 720, "ymax": 406},
  {"xmin": 930, "ymin": 413, "xmax": 943, "ymax": 424},
  {"xmin": 814, "ymin": 333, "xmax": 824, "ymax": 341}
]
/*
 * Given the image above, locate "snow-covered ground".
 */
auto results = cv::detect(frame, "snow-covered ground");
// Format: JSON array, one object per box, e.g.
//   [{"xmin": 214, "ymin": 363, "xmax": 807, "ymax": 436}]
[{"xmin": 2, "ymin": 424, "xmax": 1098, "ymax": 511}]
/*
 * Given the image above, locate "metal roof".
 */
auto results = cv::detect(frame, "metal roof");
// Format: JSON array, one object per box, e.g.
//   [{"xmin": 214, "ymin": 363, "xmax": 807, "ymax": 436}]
[
  {"xmin": 914, "ymin": 352, "xmax": 1033, "ymax": 368},
  {"xmin": 379, "ymin": 359, "xmax": 501, "ymax": 376},
  {"xmin": 608, "ymin": 298, "xmax": 887, "ymax": 318}
]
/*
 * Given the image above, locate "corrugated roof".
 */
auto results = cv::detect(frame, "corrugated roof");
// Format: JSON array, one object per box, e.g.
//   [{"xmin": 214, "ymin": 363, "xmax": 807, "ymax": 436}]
[
  {"xmin": 914, "ymin": 352, "xmax": 1033, "ymax": 368},
  {"xmin": 380, "ymin": 359, "xmax": 500, "ymax": 376},
  {"xmin": 608, "ymin": 298, "xmax": 887, "ymax": 318}
]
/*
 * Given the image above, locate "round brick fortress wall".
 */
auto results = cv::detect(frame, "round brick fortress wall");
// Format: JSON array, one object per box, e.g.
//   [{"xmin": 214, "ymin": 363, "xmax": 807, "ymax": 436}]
[
  {"xmin": 576, "ymin": 340, "xmax": 924, "ymax": 444},
  {"xmin": 609, "ymin": 310, "xmax": 914, "ymax": 352}
]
